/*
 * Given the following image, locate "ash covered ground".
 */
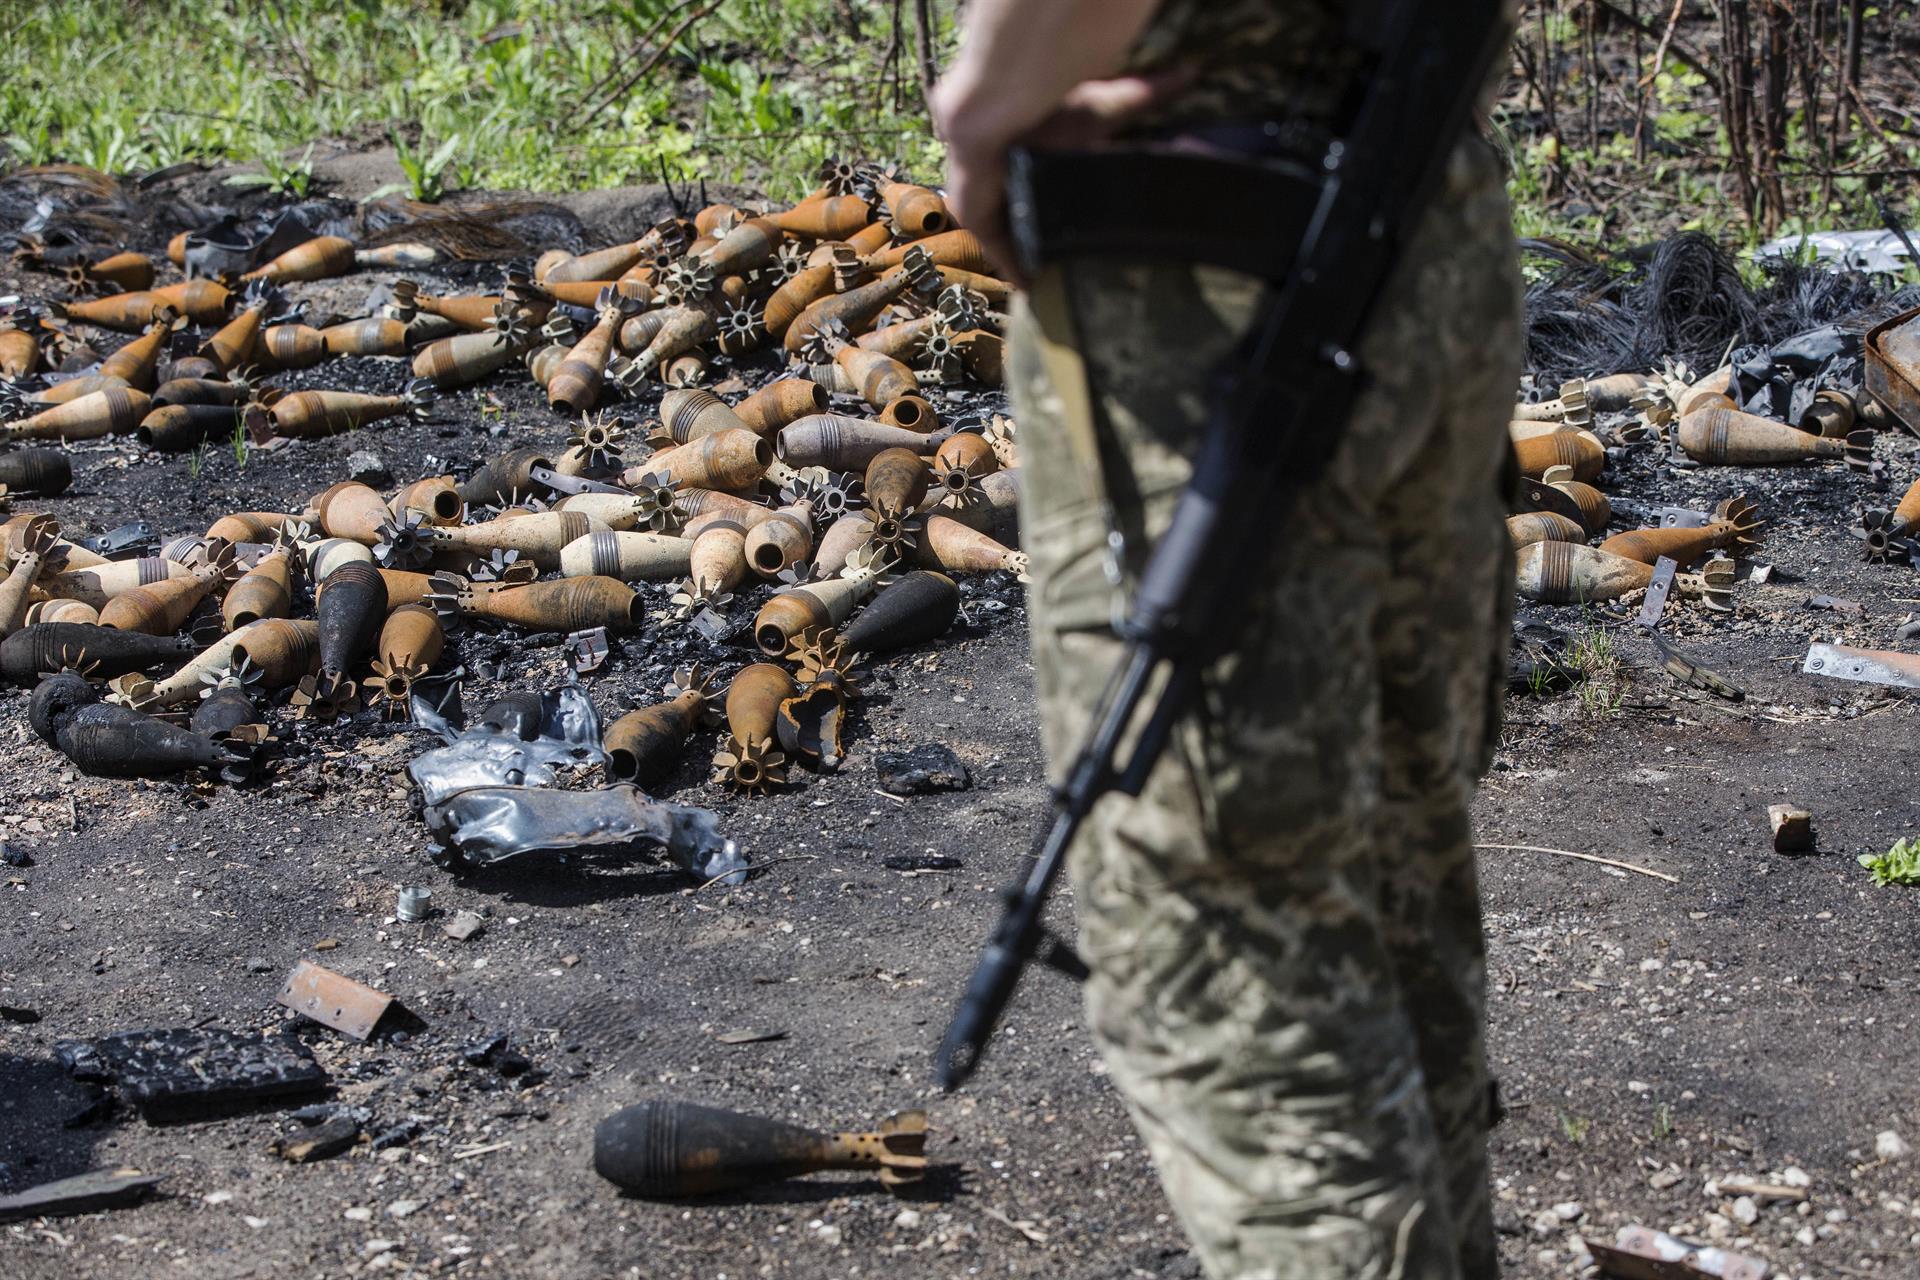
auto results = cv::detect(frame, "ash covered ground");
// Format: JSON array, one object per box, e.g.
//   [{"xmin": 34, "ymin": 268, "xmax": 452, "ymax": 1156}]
[{"xmin": 1, "ymin": 169, "xmax": 1919, "ymax": 1280}]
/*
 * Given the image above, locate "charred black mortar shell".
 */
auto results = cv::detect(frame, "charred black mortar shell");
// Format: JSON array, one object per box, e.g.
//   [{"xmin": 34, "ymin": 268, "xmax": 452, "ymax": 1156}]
[
  {"xmin": 476, "ymin": 691, "xmax": 545, "ymax": 740},
  {"xmin": 458, "ymin": 447, "xmax": 554, "ymax": 507},
  {"xmin": 839, "ymin": 571, "xmax": 959, "ymax": 654},
  {"xmin": 137, "ymin": 403, "xmax": 244, "ymax": 452},
  {"xmin": 592, "ymin": 1100, "xmax": 927, "ymax": 1197},
  {"xmin": 30, "ymin": 672, "xmax": 242, "ymax": 778},
  {"xmin": 2, "ymin": 623, "xmax": 194, "ymax": 687},
  {"xmin": 191, "ymin": 684, "xmax": 258, "ymax": 739},
  {"xmin": 0, "ymin": 448, "xmax": 73, "ymax": 496},
  {"xmin": 315, "ymin": 561, "xmax": 388, "ymax": 677}
]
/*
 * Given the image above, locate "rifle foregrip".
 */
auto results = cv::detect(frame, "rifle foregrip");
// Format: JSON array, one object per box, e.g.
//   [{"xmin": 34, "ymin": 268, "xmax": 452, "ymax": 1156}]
[{"xmin": 934, "ymin": 937, "xmax": 1027, "ymax": 1091}]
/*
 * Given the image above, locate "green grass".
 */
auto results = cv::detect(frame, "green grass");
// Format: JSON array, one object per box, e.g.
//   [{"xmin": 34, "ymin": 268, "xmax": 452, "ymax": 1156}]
[
  {"xmin": 0, "ymin": 0, "xmax": 955, "ymax": 202},
  {"xmin": 1859, "ymin": 837, "xmax": 1920, "ymax": 888}
]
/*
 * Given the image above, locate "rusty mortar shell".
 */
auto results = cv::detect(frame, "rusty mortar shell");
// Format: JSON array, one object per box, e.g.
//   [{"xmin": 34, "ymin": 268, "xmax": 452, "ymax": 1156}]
[
  {"xmin": 593, "ymin": 1101, "xmax": 926, "ymax": 1197},
  {"xmin": 31, "ymin": 673, "xmax": 243, "ymax": 779},
  {"xmin": 411, "ymin": 325, "xmax": 529, "ymax": 389},
  {"xmin": 552, "ymin": 491, "xmax": 660, "ymax": 532},
  {"xmin": 422, "ymin": 510, "xmax": 608, "ymax": 571},
  {"xmin": 713, "ymin": 663, "xmax": 798, "ymax": 790},
  {"xmin": 865, "ymin": 229, "xmax": 987, "ymax": 276},
  {"xmin": 675, "ymin": 487, "xmax": 768, "ymax": 532},
  {"xmin": 1512, "ymin": 429, "xmax": 1604, "ymax": 482},
  {"xmin": 314, "ymin": 559, "xmax": 387, "ymax": 685},
  {"xmin": 137, "ymin": 402, "xmax": 244, "ymax": 452},
  {"xmin": 776, "ymin": 664, "xmax": 852, "ymax": 771},
  {"xmin": 856, "ymin": 313, "xmax": 940, "ymax": 362},
  {"xmin": 38, "ymin": 557, "xmax": 188, "ymax": 610},
  {"xmin": 615, "ymin": 307, "xmax": 716, "ymax": 384},
  {"xmin": 73, "ymin": 250, "xmax": 156, "ymax": 293},
  {"xmin": 787, "ymin": 246, "xmax": 937, "ymax": 355},
  {"xmin": 206, "ymin": 511, "xmax": 292, "ymax": 543},
  {"xmin": 1799, "ymin": 389, "xmax": 1856, "ymax": 438},
  {"xmin": 199, "ymin": 304, "xmax": 265, "ymax": 372},
  {"xmin": 933, "ymin": 431, "xmax": 998, "ymax": 484},
  {"xmin": 125, "ymin": 622, "xmax": 262, "ymax": 708},
  {"xmin": 912, "ymin": 515, "xmax": 1027, "ymax": 576},
  {"xmin": 658, "ymin": 387, "xmax": 756, "ymax": 445},
  {"xmin": 224, "ymin": 547, "xmax": 296, "ymax": 630},
  {"xmin": 25, "ymin": 599, "xmax": 97, "ymax": 626},
  {"xmin": 390, "ymin": 476, "xmax": 465, "ymax": 527},
  {"xmin": 0, "ymin": 448, "xmax": 72, "ymax": 496},
  {"xmin": 5, "ymin": 387, "xmax": 151, "ymax": 442},
  {"xmin": 801, "ymin": 359, "xmax": 857, "ymax": 397},
  {"xmin": 322, "ymin": 316, "xmax": 414, "ymax": 357},
  {"xmin": 152, "ymin": 376, "xmax": 252, "ymax": 409},
  {"xmin": 224, "ymin": 617, "xmax": 321, "ymax": 690},
  {"xmin": 367, "ymin": 603, "xmax": 444, "ymax": 712},
  {"xmin": 767, "ymin": 195, "xmax": 874, "ymax": 241},
  {"xmin": 1854, "ymin": 474, "xmax": 1920, "ymax": 562},
  {"xmin": 863, "ymin": 447, "xmax": 930, "ymax": 530},
  {"xmin": 765, "ymin": 262, "xmax": 839, "ymax": 340},
  {"xmin": 531, "ymin": 249, "xmax": 574, "ymax": 282},
  {"xmin": 24, "ymin": 375, "xmax": 129, "ymax": 407},
  {"xmin": 698, "ymin": 218, "xmax": 785, "ymax": 278},
  {"xmin": 439, "ymin": 574, "xmax": 641, "ymax": 632},
  {"xmin": 604, "ymin": 665, "xmax": 716, "ymax": 784},
  {"xmin": 3, "ymin": 621, "xmax": 193, "ymax": 686},
  {"xmin": 631, "ymin": 429, "xmax": 773, "ymax": 492},
  {"xmin": 354, "ymin": 242, "xmax": 440, "ymax": 271},
  {"xmin": 743, "ymin": 502, "xmax": 816, "ymax": 579},
  {"xmin": 162, "ymin": 356, "xmax": 221, "ymax": 382},
  {"xmin": 526, "ymin": 340, "xmax": 570, "ymax": 389},
  {"xmin": 837, "ymin": 347, "xmax": 920, "ymax": 411},
  {"xmin": 55, "ymin": 280, "xmax": 228, "ymax": 330},
  {"xmin": 777, "ymin": 414, "xmax": 934, "ymax": 471},
  {"xmin": 0, "ymin": 325, "xmax": 41, "ymax": 378},
  {"xmin": 1507, "ymin": 419, "xmax": 1580, "ymax": 443},
  {"xmin": 375, "ymin": 567, "xmax": 437, "ymax": 610},
  {"xmin": 303, "ymin": 536, "xmax": 375, "ymax": 582},
  {"xmin": 262, "ymin": 386, "xmax": 429, "ymax": 440},
  {"xmin": 558, "ymin": 530, "xmax": 694, "ymax": 582},
  {"xmin": 751, "ymin": 558, "xmax": 882, "ymax": 657},
  {"xmin": 933, "ymin": 265, "xmax": 1014, "ymax": 308},
  {"xmin": 688, "ymin": 520, "xmax": 750, "ymax": 599},
  {"xmin": 97, "ymin": 551, "xmax": 228, "ymax": 635},
  {"xmin": 389, "ymin": 280, "xmax": 508, "ymax": 331},
  {"xmin": 542, "ymin": 278, "xmax": 652, "ymax": 309},
  {"xmin": 548, "ymin": 303, "xmax": 627, "ymax": 414},
  {"xmin": 98, "ymin": 317, "xmax": 176, "ymax": 389},
  {"xmin": 1599, "ymin": 494, "xmax": 1764, "ymax": 565},
  {"xmin": 459, "ymin": 447, "xmax": 554, "ymax": 507},
  {"xmin": 736, "ymin": 379, "xmax": 829, "ymax": 436},
  {"xmin": 0, "ymin": 517, "xmax": 59, "ymax": 636},
  {"xmin": 1515, "ymin": 541, "xmax": 1654, "ymax": 604},
  {"xmin": 258, "ymin": 324, "xmax": 329, "ymax": 370},
  {"xmin": 165, "ymin": 231, "xmax": 188, "ymax": 266},
  {"xmin": 242, "ymin": 235, "xmax": 358, "ymax": 284},
  {"xmin": 1675, "ymin": 365, "xmax": 1735, "ymax": 417},
  {"xmin": 1676, "ymin": 407, "xmax": 1845, "ymax": 466},
  {"xmin": 1563, "ymin": 372, "xmax": 1651, "ymax": 414},
  {"xmin": 812, "ymin": 513, "xmax": 874, "ymax": 576},
  {"xmin": 1518, "ymin": 476, "xmax": 1610, "ymax": 536},
  {"xmin": 663, "ymin": 352, "xmax": 709, "ymax": 387},
  {"xmin": 614, "ymin": 308, "xmax": 668, "ymax": 355},
  {"xmin": 312, "ymin": 481, "xmax": 396, "ymax": 545},
  {"xmin": 840, "ymin": 569, "xmax": 959, "ymax": 654},
  {"xmin": 878, "ymin": 183, "xmax": 951, "ymax": 239},
  {"xmin": 1506, "ymin": 511, "xmax": 1587, "ymax": 550},
  {"xmin": 693, "ymin": 204, "xmax": 742, "ymax": 237}
]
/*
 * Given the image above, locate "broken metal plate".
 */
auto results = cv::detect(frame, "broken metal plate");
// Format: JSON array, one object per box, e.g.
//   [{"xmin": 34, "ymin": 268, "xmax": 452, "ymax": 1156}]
[
  {"xmin": 277, "ymin": 960, "xmax": 396, "ymax": 1040},
  {"xmin": 1636, "ymin": 557, "xmax": 1677, "ymax": 628},
  {"xmin": 1587, "ymin": 1226, "xmax": 1765, "ymax": 1280},
  {"xmin": 74, "ymin": 521, "xmax": 159, "ymax": 559},
  {"xmin": 54, "ymin": 1027, "xmax": 328, "ymax": 1116},
  {"xmin": 565, "ymin": 627, "xmax": 611, "ymax": 674},
  {"xmin": 527, "ymin": 464, "xmax": 626, "ymax": 496},
  {"xmin": 1802, "ymin": 641, "xmax": 1920, "ymax": 689},
  {"xmin": 0, "ymin": 1168, "xmax": 163, "ymax": 1222},
  {"xmin": 1865, "ymin": 304, "xmax": 1920, "ymax": 437},
  {"xmin": 1654, "ymin": 635, "xmax": 1745, "ymax": 701}
]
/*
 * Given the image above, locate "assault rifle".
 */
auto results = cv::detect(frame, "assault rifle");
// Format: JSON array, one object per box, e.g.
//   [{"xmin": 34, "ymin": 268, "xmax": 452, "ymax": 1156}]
[{"xmin": 934, "ymin": 1, "xmax": 1513, "ymax": 1090}]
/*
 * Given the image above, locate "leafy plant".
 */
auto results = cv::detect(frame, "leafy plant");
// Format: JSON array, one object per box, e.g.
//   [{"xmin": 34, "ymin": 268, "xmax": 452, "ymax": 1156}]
[
  {"xmin": 1859, "ymin": 837, "xmax": 1920, "ymax": 887},
  {"xmin": 226, "ymin": 143, "xmax": 316, "ymax": 197},
  {"xmin": 1558, "ymin": 1110, "xmax": 1590, "ymax": 1144},
  {"xmin": 382, "ymin": 131, "xmax": 463, "ymax": 203}
]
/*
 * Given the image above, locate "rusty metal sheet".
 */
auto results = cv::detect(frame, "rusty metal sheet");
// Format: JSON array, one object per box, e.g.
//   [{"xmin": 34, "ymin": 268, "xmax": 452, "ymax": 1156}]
[
  {"xmin": 1802, "ymin": 641, "xmax": 1920, "ymax": 689},
  {"xmin": 1587, "ymin": 1226, "xmax": 1766, "ymax": 1280},
  {"xmin": 277, "ymin": 960, "xmax": 395, "ymax": 1041},
  {"xmin": 1864, "ymin": 304, "xmax": 1920, "ymax": 437}
]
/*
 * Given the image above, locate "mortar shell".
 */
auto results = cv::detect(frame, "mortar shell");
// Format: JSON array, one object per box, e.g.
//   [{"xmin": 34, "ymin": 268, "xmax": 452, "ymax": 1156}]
[
  {"xmin": 911, "ymin": 515, "xmax": 1026, "ymax": 575},
  {"xmin": 98, "ymin": 323, "xmax": 172, "ymax": 389},
  {"xmin": 1676, "ymin": 407, "xmax": 1844, "ymax": 465},
  {"xmin": 616, "ymin": 309, "xmax": 668, "ymax": 354},
  {"xmin": 866, "ymin": 229, "xmax": 987, "ymax": 276},
  {"xmin": 307, "ymin": 537, "xmax": 375, "ymax": 580},
  {"xmin": 390, "ymin": 477, "xmax": 465, "ymax": 526},
  {"xmin": 812, "ymin": 514, "xmax": 874, "ymax": 576},
  {"xmin": 878, "ymin": 393, "xmax": 938, "ymax": 433},
  {"xmin": 164, "ymin": 357, "xmax": 221, "ymax": 381},
  {"xmin": 376, "ymin": 567, "xmax": 437, "ymax": 609},
  {"xmin": 544, "ymin": 241, "xmax": 650, "ymax": 284},
  {"xmin": 548, "ymin": 313, "xmax": 622, "ymax": 414},
  {"xmin": 743, "ymin": 506, "xmax": 815, "ymax": 578},
  {"xmin": 1569, "ymin": 372, "xmax": 1650, "ymax": 413},
  {"xmin": 735, "ymin": 379, "xmax": 828, "ymax": 438},
  {"xmin": 401, "ymin": 288, "xmax": 508, "ymax": 331},
  {"xmin": 152, "ymin": 377, "xmax": 250, "ymax": 409},
  {"xmin": 1599, "ymin": 502, "xmax": 1760, "ymax": 564},
  {"xmin": 660, "ymin": 388, "xmax": 755, "ymax": 444},
  {"xmin": 0, "ymin": 448, "xmax": 71, "ymax": 496},
  {"xmin": 663, "ymin": 352, "xmax": 709, "ymax": 387},
  {"xmin": 78, "ymin": 250, "xmax": 155, "ymax": 292},
  {"xmin": 636, "ymin": 429, "xmax": 772, "ymax": 492},
  {"xmin": 224, "ymin": 549, "xmax": 295, "ymax": 629},
  {"xmin": 1799, "ymin": 390, "xmax": 1856, "ymax": 438},
  {"xmin": 97, "ymin": 565, "xmax": 219, "ymax": 635},
  {"xmin": 768, "ymin": 195, "xmax": 873, "ymax": 241},
  {"xmin": 243, "ymin": 235, "xmax": 357, "ymax": 283},
  {"xmin": 7, "ymin": 387, "xmax": 150, "ymax": 442},
  {"xmin": 1512, "ymin": 429, "xmax": 1604, "ymax": 481},
  {"xmin": 558, "ymin": 530, "xmax": 694, "ymax": 581},
  {"xmin": 592, "ymin": 1101, "xmax": 926, "ymax": 1197},
  {"xmin": 689, "ymin": 521, "xmax": 750, "ymax": 595},
  {"xmin": 24, "ymin": 599, "xmax": 97, "ymax": 625},
  {"xmin": 412, "ymin": 329, "xmax": 524, "ymax": 388},
  {"xmin": 259, "ymin": 324, "xmax": 329, "ymax": 369},
  {"xmin": 1507, "ymin": 419, "xmax": 1576, "ymax": 443},
  {"xmin": 956, "ymin": 330, "xmax": 1004, "ymax": 386},
  {"xmin": 855, "ymin": 315, "xmax": 937, "ymax": 362},
  {"xmin": 40, "ymin": 557, "xmax": 188, "ymax": 609},
  {"xmin": 27, "ymin": 375, "xmax": 128, "ymax": 406},
  {"xmin": 2, "ymin": 622, "xmax": 194, "ymax": 686},
  {"xmin": 699, "ymin": 218, "xmax": 784, "ymax": 277},
  {"xmin": 377, "ymin": 603, "xmax": 444, "ymax": 675},
  {"xmin": 725, "ymin": 662, "xmax": 798, "ymax": 748},
  {"xmin": 206, "ymin": 511, "xmax": 291, "ymax": 543},
  {"xmin": 429, "ymin": 510, "xmax": 607, "ymax": 570},
  {"xmin": 765, "ymin": 263, "xmax": 837, "ymax": 339},
  {"xmin": 864, "ymin": 448, "xmax": 930, "ymax": 526},
  {"xmin": 1676, "ymin": 365, "xmax": 1734, "ymax": 417},
  {"xmin": 137, "ymin": 402, "xmax": 243, "ymax": 452},
  {"xmin": 1514, "ymin": 541, "xmax": 1653, "ymax": 604},
  {"xmin": 199, "ymin": 306, "xmax": 263, "ymax": 372},
  {"xmin": 0, "ymin": 328, "xmax": 40, "ymax": 378},
  {"xmin": 878, "ymin": 183, "xmax": 951, "ymax": 238},
  {"xmin": 315, "ymin": 560, "xmax": 388, "ymax": 676},
  {"xmin": 465, "ymin": 576, "xmax": 641, "ymax": 631},
  {"xmin": 0, "ymin": 535, "xmax": 52, "ymax": 636},
  {"xmin": 459, "ymin": 447, "xmax": 554, "ymax": 506},
  {"xmin": 58, "ymin": 280, "xmax": 228, "ymax": 329},
  {"xmin": 676, "ymin": 488, "xmax": 768, "ymax": 531},
  {"xmin": 322, "ymin": 317, "xmax": 413, "ymax": 357},
  {"xmin": 191, "ymin": 684, "xmax": 257, "ymax": 740},
  {"xmin": 840, "ymin": 570, "xmax": 959, "ymax": 654},
  {"xmin": 778, "ymin": 414, "xmax": 934, "ymax": 470},
  {"xmin": 313, "ymin": 481, "xmax": 395, "ymax": 544},
  {"xmin": 624, "ymin": 307, "xmax": 715, "ymax": 377},
  {"xmin": 1506, "ymin": 511, "xmax": 1587, "ymax": 550},
  {"xmin": 551, "ymin": 492, "xmax": 654, "ymax": 530},
  {"xmin": 604, "ymin": 689, "xmax": 708, "ymax": 785},
  {"xmin": 268, "ymin": 390, "xmax": 415, "ymax": 440},
  {"xmin": 228, "ymin": 617, "xmax": 322, "ymax": 688},
  {"xmin": 933, "ymin": 266, "xmax": 1014, "ymax": 308},
  {"xmin": 140, "ymin": 625, "xmax": 259, "ymax": 706}
]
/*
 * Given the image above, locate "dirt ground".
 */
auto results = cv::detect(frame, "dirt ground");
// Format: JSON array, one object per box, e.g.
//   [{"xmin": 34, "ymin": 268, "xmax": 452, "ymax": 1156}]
[{"xmin": 2, "ymin": 170, "xmax": 1919, "ymax": 1280}]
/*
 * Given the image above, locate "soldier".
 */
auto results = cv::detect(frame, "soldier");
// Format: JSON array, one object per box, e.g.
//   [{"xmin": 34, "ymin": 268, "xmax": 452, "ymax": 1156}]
[{"xmin": 933, "ymin": 3, "xmax": 1521, "ymax": 1277}]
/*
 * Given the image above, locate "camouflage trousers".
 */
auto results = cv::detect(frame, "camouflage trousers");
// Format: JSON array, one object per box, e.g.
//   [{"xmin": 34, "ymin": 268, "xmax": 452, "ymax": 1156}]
[{"xmin": 1008, "ymin": 138, "xmax": 1521, "ymax": 1280}]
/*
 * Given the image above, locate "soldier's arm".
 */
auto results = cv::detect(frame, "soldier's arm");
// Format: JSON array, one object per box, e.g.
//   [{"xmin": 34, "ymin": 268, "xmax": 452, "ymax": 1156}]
[{"xmin": 931, "ymin": 0, "xmax": 1166, "ymax": 281}]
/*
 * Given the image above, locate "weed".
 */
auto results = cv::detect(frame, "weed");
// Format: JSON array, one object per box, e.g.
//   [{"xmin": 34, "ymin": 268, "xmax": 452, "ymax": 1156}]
[
  {"xmin": 1564, "ymin": 622, "xmax": 1625, "ymax": 720},
  {"xmin": 230, "ymin": 419, "xmax": 249, "ymax": 471},
  {"xmin": 188, "ymin": 444, "xmax": 206, "ymax": 481},
  {"xmin": 1558, "ymin": 1110, "xmax": 1590, "ymax": 1144},
  {"xmin": 1652, "ymin": 1102, "xmax": 1674, "ymax": 1142},
  {"xmin": 226, "ymin": 144, "xmax": 316, "ymax": 198},
  {"xmin": 1859, "ymin": 837, "xmax": 1920, "ymax": 887}
]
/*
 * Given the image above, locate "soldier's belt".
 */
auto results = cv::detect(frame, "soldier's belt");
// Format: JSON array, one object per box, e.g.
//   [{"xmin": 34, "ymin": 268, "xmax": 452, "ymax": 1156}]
[{"xmin": 1005, "ymin": 143, "xmax": 1322, "ymax": 284}]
